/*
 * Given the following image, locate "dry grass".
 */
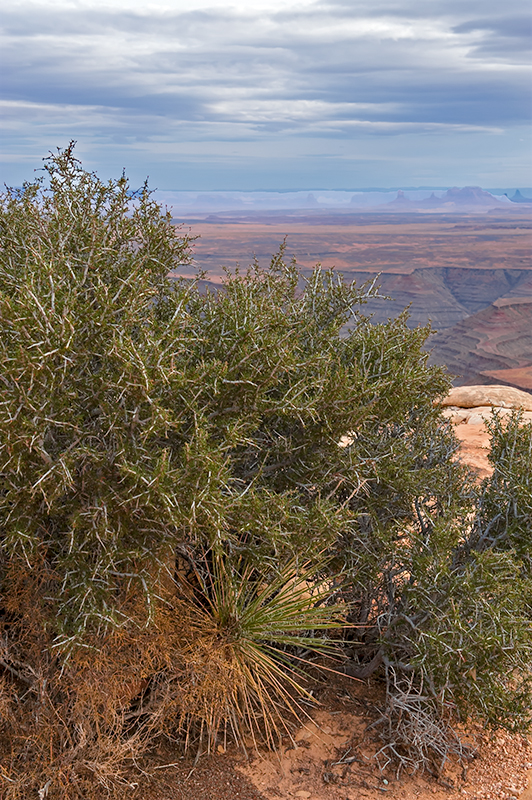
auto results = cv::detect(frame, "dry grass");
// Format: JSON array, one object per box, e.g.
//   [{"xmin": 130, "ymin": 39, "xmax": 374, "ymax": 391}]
[{"xmin": 0, "ymin": 557, "xmax": 344, "ymax": 799}]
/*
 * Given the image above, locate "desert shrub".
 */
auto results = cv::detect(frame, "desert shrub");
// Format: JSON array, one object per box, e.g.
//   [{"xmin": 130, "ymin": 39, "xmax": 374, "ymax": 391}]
[
  {"xmin": 0, "ymin": 147, "xmax": 530, "ymax": 795},
  {"xmin": 474, "ymin": 411, "xmax": 532, "ymax": 565},
  {"xmin": 336, "ymin": 394, "xmax": 532, "ymax": 775},
  {"xmin": 0, "ymin": 145, "xmax": 198, "ymax": 646}
]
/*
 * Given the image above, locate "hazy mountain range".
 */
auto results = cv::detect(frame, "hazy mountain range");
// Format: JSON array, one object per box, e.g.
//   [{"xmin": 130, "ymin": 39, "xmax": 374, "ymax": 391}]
[{"xmin": 154, "ymin": 187, "xmax": 532, "ymax": 214}]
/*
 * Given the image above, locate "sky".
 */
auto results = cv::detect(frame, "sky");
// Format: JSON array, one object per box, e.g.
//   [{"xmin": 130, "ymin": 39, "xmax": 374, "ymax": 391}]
[{"xmin": 1, "ymin": 0, "xmax": 531, "ymax": 190}]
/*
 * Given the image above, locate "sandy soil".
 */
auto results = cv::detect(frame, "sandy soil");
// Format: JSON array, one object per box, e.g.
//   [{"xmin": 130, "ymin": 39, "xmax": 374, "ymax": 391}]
[
  {"xmin": 239, "ymin": 708, "xmax": 531, "ymax": 800},
  {"xmin": 137, "ymin": 680, "xmax": 532, "ymax": 800},
  {"xmin": 453, "ymin": 422, "xmax": 493, "ymax": 479}
]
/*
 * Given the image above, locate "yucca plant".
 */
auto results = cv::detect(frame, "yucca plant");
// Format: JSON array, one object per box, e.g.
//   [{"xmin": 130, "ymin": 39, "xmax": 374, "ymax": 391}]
[{"xmin": 163, "ymin": 554, "xmax": 345, "ymax": 751}]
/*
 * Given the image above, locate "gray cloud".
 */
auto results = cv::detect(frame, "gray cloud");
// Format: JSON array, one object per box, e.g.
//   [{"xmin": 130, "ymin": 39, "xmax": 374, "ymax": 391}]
[{"xmin": 0, "ymin": 0, "xmax": 530, "ymax": 188}]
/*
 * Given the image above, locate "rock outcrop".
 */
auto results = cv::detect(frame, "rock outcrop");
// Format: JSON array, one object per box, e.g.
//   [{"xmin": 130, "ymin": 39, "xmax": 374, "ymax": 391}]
[
  {"xmin": 441, "ymin": 384, "xmax": 532, "ymax": 479},
  {"xmin": 383, "ymin": 186, "xmax": 505, "ymax": 211},
  {"xmin": 441, "ymin": 384, "xmax": 532, "ymax": 410}
]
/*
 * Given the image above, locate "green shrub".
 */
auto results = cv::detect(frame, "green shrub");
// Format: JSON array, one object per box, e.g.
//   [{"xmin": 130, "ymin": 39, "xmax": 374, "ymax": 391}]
[
  {"xmin": 475, "ymin": 411, "xmax": 532, "ymax": 565},
  {"xmin": 0, "ymin": 146, "xmax": 530, "ymax": 796},
  {"xmin": 0, "ymin": 145, "xmax": 197, "ymax": 644}
]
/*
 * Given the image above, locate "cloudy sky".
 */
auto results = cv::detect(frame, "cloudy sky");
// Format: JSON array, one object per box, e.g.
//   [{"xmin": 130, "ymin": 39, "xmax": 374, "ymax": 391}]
[{"xmin": 1, "ymin": 0, "xmax": 530, "ymax": 190}]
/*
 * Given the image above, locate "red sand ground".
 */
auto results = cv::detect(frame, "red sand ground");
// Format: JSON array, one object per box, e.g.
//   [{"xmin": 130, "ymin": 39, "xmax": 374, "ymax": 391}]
[{"xmin": 139, "ymin": 682, "xmax": 532, "ymax": 800}]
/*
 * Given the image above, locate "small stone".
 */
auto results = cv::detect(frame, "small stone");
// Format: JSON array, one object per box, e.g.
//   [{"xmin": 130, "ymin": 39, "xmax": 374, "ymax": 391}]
[{"xmin": 295, "ymin": 792, "xmax": 311, "ymax": 799}]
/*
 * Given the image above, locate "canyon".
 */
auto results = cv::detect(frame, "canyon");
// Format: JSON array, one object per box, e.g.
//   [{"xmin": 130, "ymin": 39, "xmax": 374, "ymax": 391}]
[{"xmin": 173, "ymin": 209, "xmax": 532, "ymax": 391}]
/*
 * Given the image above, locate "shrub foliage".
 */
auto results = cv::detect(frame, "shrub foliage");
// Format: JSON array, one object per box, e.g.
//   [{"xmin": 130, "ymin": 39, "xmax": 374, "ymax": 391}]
[{"xmin": 0, "ymin": 147, "xmax": 530, "ymax": 797}]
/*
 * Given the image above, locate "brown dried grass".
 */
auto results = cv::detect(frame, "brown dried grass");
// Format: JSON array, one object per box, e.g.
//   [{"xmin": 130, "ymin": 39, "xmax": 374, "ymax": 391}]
[{"xmin": 0, "ymin": 558, "xmax": 343, "ymax": 799}]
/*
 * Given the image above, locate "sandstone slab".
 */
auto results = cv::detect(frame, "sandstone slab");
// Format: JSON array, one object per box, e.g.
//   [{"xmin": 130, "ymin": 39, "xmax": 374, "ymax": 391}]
[{"xmin": 441, "ymin": 384, "xmax": 532, "ymax": 411}]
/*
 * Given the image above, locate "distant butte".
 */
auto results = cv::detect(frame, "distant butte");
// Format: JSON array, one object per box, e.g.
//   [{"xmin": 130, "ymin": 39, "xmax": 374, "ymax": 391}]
[
  {"xmin": 384, "ymin": 186, "xmax": 506, "ymax": 210},
  {"xmin": 509, "ymin": 189, "xmax": 532, "ymax": 204}
]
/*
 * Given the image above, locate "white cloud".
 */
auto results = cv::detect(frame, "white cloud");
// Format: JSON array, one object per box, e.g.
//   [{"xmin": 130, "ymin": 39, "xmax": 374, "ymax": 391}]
[{"xmin": 0, "ymin": 0, "xmax": 530, "ymax": 187}]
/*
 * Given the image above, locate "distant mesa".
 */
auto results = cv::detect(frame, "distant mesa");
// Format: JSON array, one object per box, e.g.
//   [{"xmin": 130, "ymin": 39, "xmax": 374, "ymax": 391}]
[
  {"xmin": 384, "ymin": 185, "xmax": 504, "ymax": 210},
  {"xmin": 422, "ymin": 192, "xmax": 443, "ymax": 207},
  {"xmin": 387, "ymin": 189, "xmax": 414, "ymax": 207},
  {"xmin": 508, "ymin": 189, "xmax": 532, "ymax": 204},
  {"xmin": 349, "ymin": 191, "xmax": 399, "ymax": 207},
  {"xmin": 442, "ymin": 186, "xmax": 502, "ymax": 206},
  {"xmin": 158, "ymin": 186, "xmax": 521, "ymax": 215}
]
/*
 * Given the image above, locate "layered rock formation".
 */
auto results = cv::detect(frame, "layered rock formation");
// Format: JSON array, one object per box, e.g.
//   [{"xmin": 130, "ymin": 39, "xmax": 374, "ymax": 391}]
[
  {"xmin": 428, "ymin": 298, "xmax": 532, "ymax": 390},
  {"xmin": 353, "ymin": 267, "xmax": 532, "ymax": 330},
  {"xmin": 179, "ymin": 210, "xmax": 532, "ymax": 391}
]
